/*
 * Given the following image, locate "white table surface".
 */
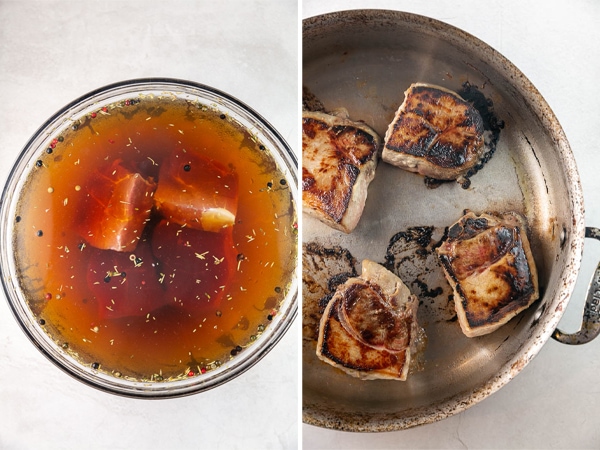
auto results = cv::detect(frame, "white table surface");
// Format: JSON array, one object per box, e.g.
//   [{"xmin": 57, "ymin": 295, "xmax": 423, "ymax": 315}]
[
  {"xmin": 302, "ymin": 1, "xmax": 600, "ymax": 449},
  {"xmin": 0, "ymin": 1, "xmax": 298, "ymax": 449}
]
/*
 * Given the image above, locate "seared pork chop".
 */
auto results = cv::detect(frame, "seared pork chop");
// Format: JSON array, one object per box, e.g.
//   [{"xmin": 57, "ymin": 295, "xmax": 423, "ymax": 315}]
[
  {"xmin": 316, "ymin": 260, "xmax": 420, "ymax": 380},
  {"xmin": 436, "ymin": 211, "xmax": 539, "ymax": 337},
  {"xmin": 382, "ymin": 83, "xmax": 485, "ymax": 185},
  {"xmin": 302, "ymin": 111, "xmax": 381, "ymax": 233}
]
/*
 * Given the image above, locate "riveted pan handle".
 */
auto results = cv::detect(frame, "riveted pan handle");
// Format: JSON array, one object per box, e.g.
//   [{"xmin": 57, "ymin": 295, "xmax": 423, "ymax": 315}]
[{"xmin": 552, "ymin": 227, "xmax": 600, "ymax": 345}]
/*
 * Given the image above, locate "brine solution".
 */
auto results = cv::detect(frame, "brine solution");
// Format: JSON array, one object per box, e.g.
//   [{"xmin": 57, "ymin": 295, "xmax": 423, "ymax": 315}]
[{"xmin": 12, "ymin": 93, "xmax": 297, "ymax": 382}]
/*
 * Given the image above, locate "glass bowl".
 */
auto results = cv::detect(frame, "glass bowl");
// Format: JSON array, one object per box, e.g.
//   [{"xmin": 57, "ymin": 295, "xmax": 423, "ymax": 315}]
[{"xmin": 0, "ymin": 78, "xmax": 298, "ymax": 398}]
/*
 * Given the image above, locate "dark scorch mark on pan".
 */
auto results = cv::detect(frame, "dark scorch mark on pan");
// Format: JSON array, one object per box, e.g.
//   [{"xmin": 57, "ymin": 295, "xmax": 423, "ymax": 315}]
[
  {"xmin": 383, "ymin": 226, "xmax": 456, "ymax": 324},
  {"xmin": 302, "ymin": 243, "xmax": 357, "ymax": 342},
  {"xmin": 302, "ymin": 226, "xmax": 457, "ymax": 345},
  {"xmin": 302, "ymin": 86, "xmax": 325, "ymax": 112}
]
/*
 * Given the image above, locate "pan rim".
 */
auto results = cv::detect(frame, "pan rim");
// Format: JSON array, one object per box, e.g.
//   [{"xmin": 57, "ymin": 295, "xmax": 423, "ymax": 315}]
[{"xmin": 302, "ymin": 8, "xmax": 585, "ymax": 432}]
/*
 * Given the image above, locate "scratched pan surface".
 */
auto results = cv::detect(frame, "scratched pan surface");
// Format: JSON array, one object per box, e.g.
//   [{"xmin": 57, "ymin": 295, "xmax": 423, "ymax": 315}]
[{"xmin": 302, "ymin": 10, "xmax": 584, "ymax": 431}]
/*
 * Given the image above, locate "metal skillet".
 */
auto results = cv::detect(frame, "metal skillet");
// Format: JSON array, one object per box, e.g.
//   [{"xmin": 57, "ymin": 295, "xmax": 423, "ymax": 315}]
[{"xmin": 302, "ymin": 9, "xmax": 600, "ymax": 431}]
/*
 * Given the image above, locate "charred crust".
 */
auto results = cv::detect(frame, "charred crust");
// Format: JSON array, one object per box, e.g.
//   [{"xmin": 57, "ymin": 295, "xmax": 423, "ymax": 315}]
[
  {"xmin": 385, "ymin": 82, "xmax": 503, "ymax": 187},
  {"xmin": 302, "ymin": 114, "xmax": 378, "ymax": 227},
  {"xmin": 319, "ymin": 299, "xmax": 404, "ymax": 372},
  {"xmin": 327, "ymin": 272, "xmax": 355, "ymax": 293},
  {"xmin": 438, "ymin": 212, "xmax": 538, "ymax": 332}
]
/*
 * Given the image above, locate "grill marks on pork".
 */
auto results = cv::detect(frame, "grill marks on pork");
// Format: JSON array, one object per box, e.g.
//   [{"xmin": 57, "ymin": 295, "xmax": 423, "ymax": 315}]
[
  {"xmin": 316, "ymin": 260, "xmax": 419, "ymax": 380},
  {"xmin": 302, "ymin": 111, "xmax": 381, "ymax": 233},
  {"xmin": 383, "ymin": 83, "xmax": 485, "ymax": 185},
  {"xmin": 436, "ymin": 211, "xmax": 539, "ymax": 337}
]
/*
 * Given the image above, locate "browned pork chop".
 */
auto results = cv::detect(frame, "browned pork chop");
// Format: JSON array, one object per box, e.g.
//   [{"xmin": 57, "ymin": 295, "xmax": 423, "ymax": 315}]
[
  {"xmin": 436, "ymin": 211, "xmax": 539, "ymax": 337},
  {"xmin": 302, "ymin": 111, "xmax": 381, "ymax": 233},
  {"xmin": 316, "ymin": 260, "xmax": 420, "ymax": 380},
  {"xmin": 382, "ymin": 83, "xmax": 485, "ymax": 185}
]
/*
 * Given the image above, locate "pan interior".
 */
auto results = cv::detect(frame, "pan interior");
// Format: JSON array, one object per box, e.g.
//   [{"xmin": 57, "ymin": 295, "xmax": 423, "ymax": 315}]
[{"xmin": 302, "ymin": 10, "xmax": 582, "ymax": 431}]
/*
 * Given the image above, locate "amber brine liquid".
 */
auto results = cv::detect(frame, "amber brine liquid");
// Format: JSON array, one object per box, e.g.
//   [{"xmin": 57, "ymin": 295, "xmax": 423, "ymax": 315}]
[{"xmin": 13, "ymin": 95, "xmax": 296, "ymax": 381}]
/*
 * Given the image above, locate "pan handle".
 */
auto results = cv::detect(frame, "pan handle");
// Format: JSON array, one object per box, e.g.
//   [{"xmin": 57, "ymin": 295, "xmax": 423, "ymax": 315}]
[{"xmin": 552, "ymin": 227, "xmax": 600, "ymax": 345}]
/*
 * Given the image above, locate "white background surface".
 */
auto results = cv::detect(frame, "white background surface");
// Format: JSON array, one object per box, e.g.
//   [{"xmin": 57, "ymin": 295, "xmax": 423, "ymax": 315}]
[
  {"xmin": 0, "ymin": 1, "xmax": 298, "ymax": 449},
  {"xmin": 302, "ymin": 1, "xmax": 600, "ymax": 449},
  {"xmin": 3, "ymin": 1, "xmax": 600, "ymax": 449}
]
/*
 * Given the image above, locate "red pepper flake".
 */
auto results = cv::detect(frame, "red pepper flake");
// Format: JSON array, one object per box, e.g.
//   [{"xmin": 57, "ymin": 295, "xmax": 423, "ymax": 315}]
[
  {"xmin": 44, "ymin": 292, "xmax": 52, "ymax": 300},
  {"xmin": 90, "ymin": 112, "xmax": 97, "ymax": 118},
  {"xmin": 187, "ymin": 370, "xmax": 195, "ymax": 377},
  {"xmin": 125, "ymin": 100, "xmax": 131, "ymax": 106},
  {"xmin": 293, "ymin": 222, "xmax": 298, "ymax": 230},
  {"xmin": 108, "ymin": 139, "xmax": 115, "ymax": 144},
  {"xmin": 101, "ymin": 106, "xmax": 108, "ymax": 112},
  {"xmin": 200, "ymin": 367, "xmax": 207, "ymax": 374}
]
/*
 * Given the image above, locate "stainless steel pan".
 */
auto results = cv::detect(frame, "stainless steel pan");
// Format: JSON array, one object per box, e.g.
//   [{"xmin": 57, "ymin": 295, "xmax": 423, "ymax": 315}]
[{"xmin": 302, "ymin": 9, "xmax": 600, "ymax": 431}]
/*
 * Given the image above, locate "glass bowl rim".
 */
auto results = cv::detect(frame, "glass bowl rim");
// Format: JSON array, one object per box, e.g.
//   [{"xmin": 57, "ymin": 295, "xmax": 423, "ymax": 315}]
[{"xmin": 0, "ymin": 77, "xmax": 298, "ymax": 398}]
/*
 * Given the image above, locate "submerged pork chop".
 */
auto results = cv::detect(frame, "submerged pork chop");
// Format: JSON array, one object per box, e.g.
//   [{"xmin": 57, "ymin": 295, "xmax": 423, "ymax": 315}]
[
  {"xmin": 382, "ymin": 83, "xmax": 485, "ymax": 185},
  {"xmin": 436, "ymin": 211, "xmax": 539, "ymax": 337},
  {"xmin": 316, "ymin": 260, "xmax": 420, "ymax": 380},
  {"xmin": 302, "ymin": 111, "xmax": 381, "ymax": 233}
]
